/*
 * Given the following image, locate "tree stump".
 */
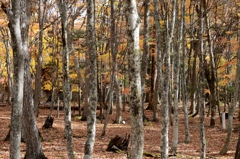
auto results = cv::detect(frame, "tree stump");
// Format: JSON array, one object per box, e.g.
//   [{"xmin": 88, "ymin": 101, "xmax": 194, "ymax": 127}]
[
  {"xmin": 106, "ymin": 133, "xmax": 130, "ymax": 152},
  {"xmin": 42, "ymin": 116, "xmax": 54, "ymax": 129}
]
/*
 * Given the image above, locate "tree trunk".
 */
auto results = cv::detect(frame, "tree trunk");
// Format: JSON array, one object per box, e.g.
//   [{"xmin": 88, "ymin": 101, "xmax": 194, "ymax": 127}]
[
  {"xmin": 84, "ymin": 0, "xmax": 97, "ymax": 158},
  {"xmin": 0, "ymin": 28, "xmax": 12, "ymax": 105},
  {"xmin": 141, "ymin": 0, "xmax": 150, "ymax": 121},
  {"xmin": 18, "ymin": 0, "xmax": 46, "ymax": 158},
  {"xmin": 197, "ymin": 1, "xmax": 206, "ymax": 158},
  {"xmin": 153, "ymin": 0, "xmax": 162, "ymax": 123},
  {"xmin": 114, "ymin": 75, "xmax": 123, "ymax": 124},
  {"xmin": 58, "ymin": 1, "xmax": 74, "ymax": 158},
  {"xmin": 110, "ymin": 0, "xmax": 122, "ymax": 124},
  {"xmin": 34, "ymin": 0, "xmax": 45, "ymax": 117},
  {"xmin": 158, "ymin": 0, "xmax": 176, "ymax": 158},
  {"xmin": 4, "ymin": 1, "xmax": 25, "ymax": 157},
  {"xmin": 22, "ymin": 54, "xmax": 46, "ymax": 159},
  {"xmin": 220, "ymin": 21, "xmax": 240, "ymax": 155},
  {"xmin": 126, "ymin": 0, "xmax": 144, "ymax": 158},
  {"xmin": 180, "ymin": 0, "xmax": 190, "ymax": 143},
  {"xmin": 171, "ymin": 2, "xmax": 180, "ymax": 154}
]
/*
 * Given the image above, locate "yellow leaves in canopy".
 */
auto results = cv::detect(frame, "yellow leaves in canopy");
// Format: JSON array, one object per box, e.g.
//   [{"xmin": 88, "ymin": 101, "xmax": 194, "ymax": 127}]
[
  {"xmin": 99, "ymin": 53, "xmax": 110, "ymax": 64},
  {"xmin": 43, "ymin": 81, "xmax": 52, "ymax": 91},
  {"xmin": 218, "ymin": 74, "xmax": 235, "ymax": 87},
  {"xmin": 218, "ymin": 57, "xmax": 237, "ymax": 87},
  {"xmin": 69, "ymin": 73, "xmax": 77, "ymax": 80}
]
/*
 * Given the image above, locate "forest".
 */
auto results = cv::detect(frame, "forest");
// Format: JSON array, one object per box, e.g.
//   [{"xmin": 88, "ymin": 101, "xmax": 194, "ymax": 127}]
[{"xmin": 0, "ymin": 0, "xmax": 239, "ymax": 158}]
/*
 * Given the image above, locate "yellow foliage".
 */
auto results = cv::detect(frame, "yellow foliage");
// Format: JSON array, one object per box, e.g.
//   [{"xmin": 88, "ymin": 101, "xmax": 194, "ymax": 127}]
[
  {"xmin": 69, "ymin": 73, "xmax": 78, "ymax": 80},
  {"xmin": 43, "ymin": 81, "xmax": 52, "ymax": 91},
  {"xmin": 205, "ymin": 55, "xmax": 210, "ymax": 62}
]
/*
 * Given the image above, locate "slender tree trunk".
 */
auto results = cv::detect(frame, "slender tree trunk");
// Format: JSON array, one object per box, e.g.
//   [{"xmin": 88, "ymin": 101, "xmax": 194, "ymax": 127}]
[
  {"xmin": 34, "ymin": 0, "xmax": 45, "ymax": 117},
  {"xmin": 180, "ymin": 0, "xmax": 190, "ymax": 143},
  {"xmin": 153, "ymin": 0, "xmax": 162, "ymax": 123},
  {"xmin": 197, "ymin": 1, "xmax": 206, "ymax": 158},
  {"xmin": 114, "ymin": 75, "xmax": 122, "ymax": 123},
  {"xmin": 141, "ymin": 0, "xmax": 150, "ymax": 121},
  {"xmin": 84, "ymin": 0, "xmax": 97, "ymax": 158},
  {"xmin": 171, "ymin": 2, "xmax": 180, "ymax": 154},
  {"xmin": 110, "ymin": 0, "xmax": 122, "ymax": 124},
  {"xmin": 0, "ymin": 28, "xmax": 12, "ymax": 105},
  {"xmin": 220, "ymin": 21, "xmax": 240, "ymax": 155},
  {"xmin": 126, "ymin": 0, "xmax": 144, "ymax": 158},
  {"xmin": 159, "ymin": 0, "xmax": 176, "ymax": 158},
  {"xmin": 58, "ymin": 1, "xmax": 74, "ymax": 158}
]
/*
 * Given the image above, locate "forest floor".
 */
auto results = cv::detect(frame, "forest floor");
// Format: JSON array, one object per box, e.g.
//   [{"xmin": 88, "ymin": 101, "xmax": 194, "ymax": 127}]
[{"xmin": 0, "ymin": 102, "xmax": 239, "ymax": 159}]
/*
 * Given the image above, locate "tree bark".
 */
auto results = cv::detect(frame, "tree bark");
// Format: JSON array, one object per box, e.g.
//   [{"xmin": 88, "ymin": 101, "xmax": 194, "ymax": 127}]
[
  {"xmin": 180, "ymin": 0, "xmax": 190, "ymax": 143},
  {"xmin": 34, "ymin": 0, "xmax": 45, "ymax": 117},
  {"xmin": 171, "ymin": 1, "xmax": 180, "ymax": 154},
  {"xmin": 197, "ymin": 1, "xmax": 206, "ymax": 158},
  {"xmin": 3, "ymin": 1, "xmax": 25, "ymax": 157},
  {"xmin": 110, "ymin": 0, "xmax": 122, "ymax": 124},
  {"xmin": 20, "ymin": 0, "xmax": 46, "ymax": 158},
  {"xmin": 58, "ymin": 1, "xmax": 74, "ymax": 158},
  {"xmin": 126, "ymin": 0, "xmax": 144, "ymax": 158},
  {"xmin": 153, "ymin": 0, "xmax": 162, "ymax": 124},
  {"xmin": 22, "ymin": 53, "xmax": 46, "ymax": 159},
  {"xmin": 141, "ymin": 0, "xmax": 150, "ymax": 121},
  {"xmin": 159, "ymin": 0, "xmax": 176, "ymax": 158},
  {"xmin": 84, "ymin": 0, "xmax": 97, "ymax": 158}
]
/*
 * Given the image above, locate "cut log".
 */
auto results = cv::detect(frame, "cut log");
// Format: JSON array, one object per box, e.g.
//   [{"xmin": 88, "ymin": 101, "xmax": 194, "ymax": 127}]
[{"xmin": 106, "ymin": 133, "xmax": 130, "ymax": 152}]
